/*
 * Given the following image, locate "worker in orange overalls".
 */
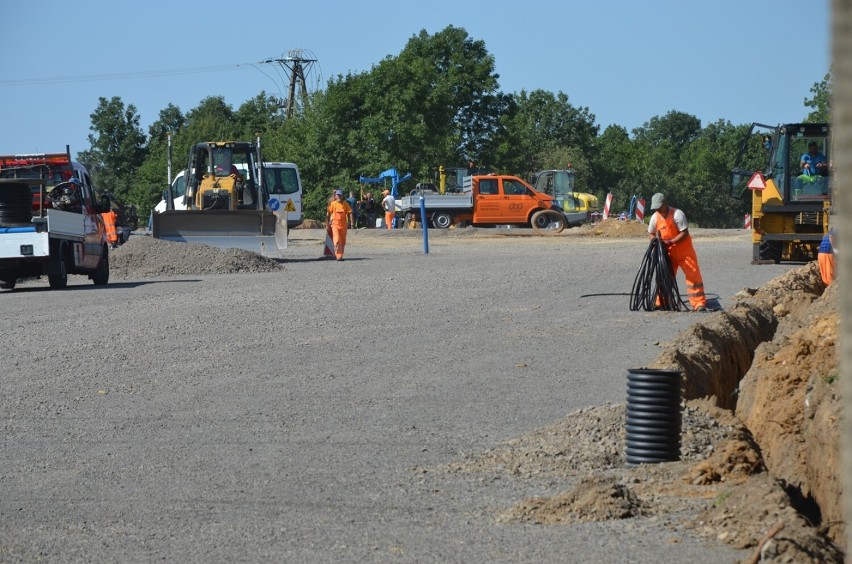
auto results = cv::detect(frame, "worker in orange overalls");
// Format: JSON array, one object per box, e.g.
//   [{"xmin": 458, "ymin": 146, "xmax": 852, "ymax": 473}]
[
  {"xmin": 382, "ymin": 189, "xmax": 396, "ymax": 230},
  {"xmin": 326, "ymin": 189, "xmax": 355, "ymax": 261},
  {"xmin": 101, "ymin": 208, "xmax": 119, "ymax": 249},
  {"xmin": 647, "ymin": 192, "xmax": 708, "ymax": 312},
  {"xmin": 818, "ymin": 228, "xmax": 836, "ymax": 286}
]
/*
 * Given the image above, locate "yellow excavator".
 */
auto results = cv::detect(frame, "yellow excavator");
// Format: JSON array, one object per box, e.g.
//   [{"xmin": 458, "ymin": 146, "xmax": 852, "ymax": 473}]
[
  {"xmin": 152, "ymin": 140, "xmax": 287, "ymax": 256},
  {"xmin": 531, "ymin": 168, "xmax": 599, "ymax": 225},
  {"xmin": 731, "ymin": 122, "xmax": 832, "ymax": 263}
]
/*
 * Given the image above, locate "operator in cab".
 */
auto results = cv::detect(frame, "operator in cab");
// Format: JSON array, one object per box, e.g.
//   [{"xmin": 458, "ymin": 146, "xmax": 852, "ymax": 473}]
[{"xmin": 800, "ymin": 142, "xmax": 829, "ymax": 176}]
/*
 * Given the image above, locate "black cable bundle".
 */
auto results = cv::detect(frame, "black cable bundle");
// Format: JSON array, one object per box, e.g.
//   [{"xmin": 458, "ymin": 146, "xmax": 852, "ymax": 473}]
[{"xmin": 629, "ymin": 238, "xmax": 690, "ymax": 311}]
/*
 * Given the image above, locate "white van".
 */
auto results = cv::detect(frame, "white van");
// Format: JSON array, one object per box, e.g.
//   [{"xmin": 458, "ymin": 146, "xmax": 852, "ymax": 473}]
[
  {"xmin": 263, "ymin": 162, "xmax": 303, "ymax": 228},
  {"xmin": 154, "ymin": 170, "xmax": 188, "ymax": 213}
]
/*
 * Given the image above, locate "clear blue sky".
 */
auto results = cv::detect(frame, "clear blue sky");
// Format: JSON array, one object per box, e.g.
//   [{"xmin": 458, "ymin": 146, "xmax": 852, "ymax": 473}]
[{"xmin": 0, "ymin": 0, "xmax": 830, "ymax": 158}]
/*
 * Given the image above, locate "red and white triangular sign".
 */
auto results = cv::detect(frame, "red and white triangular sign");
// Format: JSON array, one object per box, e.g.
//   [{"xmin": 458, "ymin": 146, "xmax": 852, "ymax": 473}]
[{"xmin": 747, "ymin": 171, "xmax": 766, "ymax": 190}]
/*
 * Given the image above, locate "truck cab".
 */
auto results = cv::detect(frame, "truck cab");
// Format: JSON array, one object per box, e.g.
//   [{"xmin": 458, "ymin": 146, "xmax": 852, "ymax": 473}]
[{"xmin": 467, "ymin": 175, "xmax": 554, "ymax": 224}]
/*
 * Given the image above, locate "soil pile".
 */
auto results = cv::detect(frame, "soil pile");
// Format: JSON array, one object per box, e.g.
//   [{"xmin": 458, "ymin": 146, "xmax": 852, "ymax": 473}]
[
  {"xmin": 440, "ymin": 262, "xmax": 843, "ymax": 562},
  {"xmin": 110, "ymin": 235, "xmax": 282, "ymax": 280},
  {"xmin": 576, "ymin": 218, "xmax": 648, "ymax": 238}
]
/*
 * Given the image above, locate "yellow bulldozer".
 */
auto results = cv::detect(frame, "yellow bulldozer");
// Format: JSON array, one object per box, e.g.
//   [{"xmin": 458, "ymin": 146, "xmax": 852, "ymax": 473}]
[{"xmin": 152, "ymin": 140, "xmax": 287, "ymax": 256}]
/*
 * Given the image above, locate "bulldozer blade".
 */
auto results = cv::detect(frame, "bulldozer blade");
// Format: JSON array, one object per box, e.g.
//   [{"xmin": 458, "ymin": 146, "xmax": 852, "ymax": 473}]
[{"xmin": 152, "ymin": 209, "xmax": 287, "ymax": 257}]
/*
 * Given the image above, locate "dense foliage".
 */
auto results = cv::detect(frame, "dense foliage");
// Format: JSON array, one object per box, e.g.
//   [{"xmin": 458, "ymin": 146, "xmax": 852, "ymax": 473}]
[{"xmin": 80, "ymin": 26, "xmax": 830, "ymax": 228}]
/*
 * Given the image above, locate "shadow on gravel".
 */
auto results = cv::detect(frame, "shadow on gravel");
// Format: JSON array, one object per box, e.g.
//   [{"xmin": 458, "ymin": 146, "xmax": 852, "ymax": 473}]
[{"xmin": 1, "ymin": 279, "xmax": 200, "ymax": 293}]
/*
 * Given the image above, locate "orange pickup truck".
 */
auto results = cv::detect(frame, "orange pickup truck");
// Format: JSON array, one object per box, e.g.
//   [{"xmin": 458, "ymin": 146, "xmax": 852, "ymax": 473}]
[{"xmin": 398, "ymin": 174, "xmax": 565, "ymax": 233}]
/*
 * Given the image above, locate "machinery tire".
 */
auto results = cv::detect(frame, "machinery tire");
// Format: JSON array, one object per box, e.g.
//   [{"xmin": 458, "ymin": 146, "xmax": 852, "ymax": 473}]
[
  {"xmin": 0, "ymin": 183, "xmax": 33, "ymax": 225},
  {"xmin": 91, "ymin": 247, "xmax": 109, "ymax": 285},
  {"xmin": 48, "ymin": 244, "xmax": 69, "ymax": 289},
  {"xmin": 432, "ymin": 211, "xmax": 453, "ymax": 229},
  {"xmin": 531, "ymin": 209, "xmax": 565, "ymax": 234},
  {"xmin": 758, "ymin": 240, "xmax": 782, "ymax": 263},
  {"xmin": 0, "ymin": 277, "xmax": 16, "ymax": 290}
]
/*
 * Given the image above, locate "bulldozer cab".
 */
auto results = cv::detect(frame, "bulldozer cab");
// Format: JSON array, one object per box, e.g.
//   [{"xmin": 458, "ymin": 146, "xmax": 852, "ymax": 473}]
[{"xmin": 185, "ymin": 142, "xmax": 261, "ymax": 210}]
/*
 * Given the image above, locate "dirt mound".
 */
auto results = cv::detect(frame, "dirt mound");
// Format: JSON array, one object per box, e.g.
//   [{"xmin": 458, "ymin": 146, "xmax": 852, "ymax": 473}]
[
  {"xmin": 499, "ymin": 476, "xmax": 642, "ymax": 525},
  {"xmin": 111, "ymin": 236, "xmax": 282, "ymax": 280},
  {"xmin": 692, "ymin": 473, "xmax": 843, "ymax": 561},
  {"xmin": 575, "ymin": 218, "xmax": 648, "ymax": 238},
  {"xmin": 295, "ymin": 219, "xmax": 324, "ymax": 229}
]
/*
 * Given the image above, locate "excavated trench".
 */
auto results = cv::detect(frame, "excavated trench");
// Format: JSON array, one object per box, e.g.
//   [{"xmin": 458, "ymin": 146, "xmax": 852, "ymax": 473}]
[
  {"xmin": 651, "ymin": 262, "xmax": 841, "ymax": 533},
  {"xmin": 651, "ymin": 263, "xmax": 825, "ymax": 408},
  {"xmin": 445, "ymin": 261, "xmax": 843, "ymax": 562}
]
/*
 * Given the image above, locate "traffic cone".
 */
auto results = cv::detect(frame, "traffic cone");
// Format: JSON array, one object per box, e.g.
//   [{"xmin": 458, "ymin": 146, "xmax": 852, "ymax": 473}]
[{"xmin": 322, "ymin": 225, "xmax": 335, "ymax": 258}]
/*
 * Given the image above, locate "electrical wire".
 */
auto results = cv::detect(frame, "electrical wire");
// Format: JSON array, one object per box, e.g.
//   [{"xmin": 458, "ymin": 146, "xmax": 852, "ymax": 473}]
[
  {"xmin": 0, "ymin": 64, "xmax": 255, "ymax": 87},
  {"xmin": 629, "ymin": 238, "xmax": 690, "ymax": 312}
]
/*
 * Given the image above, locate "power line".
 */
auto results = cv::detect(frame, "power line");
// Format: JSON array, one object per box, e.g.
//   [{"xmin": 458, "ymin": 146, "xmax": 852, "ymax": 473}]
[{"xmin": 0, "ymin": 64, "xmax": 256, "ymax": 86}]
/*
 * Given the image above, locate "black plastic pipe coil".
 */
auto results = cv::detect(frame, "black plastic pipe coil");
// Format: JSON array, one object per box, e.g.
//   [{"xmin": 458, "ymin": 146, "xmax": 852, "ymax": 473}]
[{"xmin": 629, "ymin": 237, "xmax": 690, "ymax": 311}]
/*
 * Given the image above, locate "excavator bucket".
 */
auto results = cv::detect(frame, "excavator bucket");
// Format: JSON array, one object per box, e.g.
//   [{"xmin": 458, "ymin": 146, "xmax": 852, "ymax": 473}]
[{"xmin": 152, "ymin": 209, "xmax": 287, "ymax": 257}]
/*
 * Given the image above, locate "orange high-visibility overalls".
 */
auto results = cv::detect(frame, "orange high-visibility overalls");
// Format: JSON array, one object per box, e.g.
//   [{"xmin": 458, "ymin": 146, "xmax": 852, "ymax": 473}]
[
  {"xmin": 653, "ymin": 207, "xmax": 707, "ymax": 310},
  {"xmin": 326, "ymin": 200, "xmax": 352, "ymax": 260},
  {"xmin": 102, "ymin": 210, "xmax": 118, "ymax": 246}
]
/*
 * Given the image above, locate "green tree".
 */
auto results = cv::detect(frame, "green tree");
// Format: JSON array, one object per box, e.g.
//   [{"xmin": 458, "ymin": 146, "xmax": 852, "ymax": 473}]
[
  {"xmin": 78, "ymin": 96, "xmax": 147, "ymax": 202},
  {"xmin": 674, "ymin": 120, "xmax": 748, "ymax": 227},
  {"xmin": 804, "ymin": 71, "xmax": 831, "ymax": 123},
  {"xmin": 235, "ymin": 92, "xmax": 285, "ymax": 139},
  {"xmin": 627, "ymin": 111, "xmax": 702, "ymax": 208},
  {"xmin": 492, "ymin": 89, "xmax": 597, "ymax": 177},
  {"xmin": 590, "ymin": 124, "xmax": 634, "ymax": 203}
]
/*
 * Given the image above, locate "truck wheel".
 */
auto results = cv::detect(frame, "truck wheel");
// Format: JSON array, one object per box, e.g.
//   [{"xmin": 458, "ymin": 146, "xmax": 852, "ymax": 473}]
[
  {"xmin": 531, "ymin": 210, "xmax": 565, "ymax": 234},
  {"xmin": 0, "ymin": 277, "xmax": 16, "ymax": 290},
  {"xmin": 91, "ymin": 247, "xmax": 109, "ymax": 285},
  {"xmin": 48, "ymin": 245, "xmax": 69, "ymax": 289},
  {"xmin": 432, "ymin": 211, "xmax": 453, "ymax": 229}
]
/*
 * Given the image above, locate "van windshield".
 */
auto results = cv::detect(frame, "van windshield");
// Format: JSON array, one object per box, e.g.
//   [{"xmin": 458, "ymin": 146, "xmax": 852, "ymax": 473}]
[{"xmin": 265, "ymin": 167, "xmax": 299, "ymax": 195}]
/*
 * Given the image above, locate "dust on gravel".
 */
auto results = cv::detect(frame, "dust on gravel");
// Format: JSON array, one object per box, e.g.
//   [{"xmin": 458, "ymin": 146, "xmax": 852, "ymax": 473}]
[{"xmin": 110, "ymin": 235, "xmax": 282, "ymax": 280}]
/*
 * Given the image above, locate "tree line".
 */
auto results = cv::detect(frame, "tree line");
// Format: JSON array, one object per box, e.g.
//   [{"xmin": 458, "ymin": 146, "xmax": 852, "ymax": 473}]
[{"xmin": 78, "ymin": 26, "xmax": 831, "ymax": 228}]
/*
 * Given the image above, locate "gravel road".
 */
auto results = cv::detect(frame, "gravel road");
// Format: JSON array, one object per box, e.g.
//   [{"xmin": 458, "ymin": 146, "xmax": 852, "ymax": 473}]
[{"xmin": 1, "ymin": 227, "xmax": 797, "ymax": 562}]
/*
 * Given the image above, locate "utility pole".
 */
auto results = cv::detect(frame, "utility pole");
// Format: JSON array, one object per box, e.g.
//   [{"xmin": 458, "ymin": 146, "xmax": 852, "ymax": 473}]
[{"xmin": 262, "ymin": 49, "xmax": 317, "ymax": 119}]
